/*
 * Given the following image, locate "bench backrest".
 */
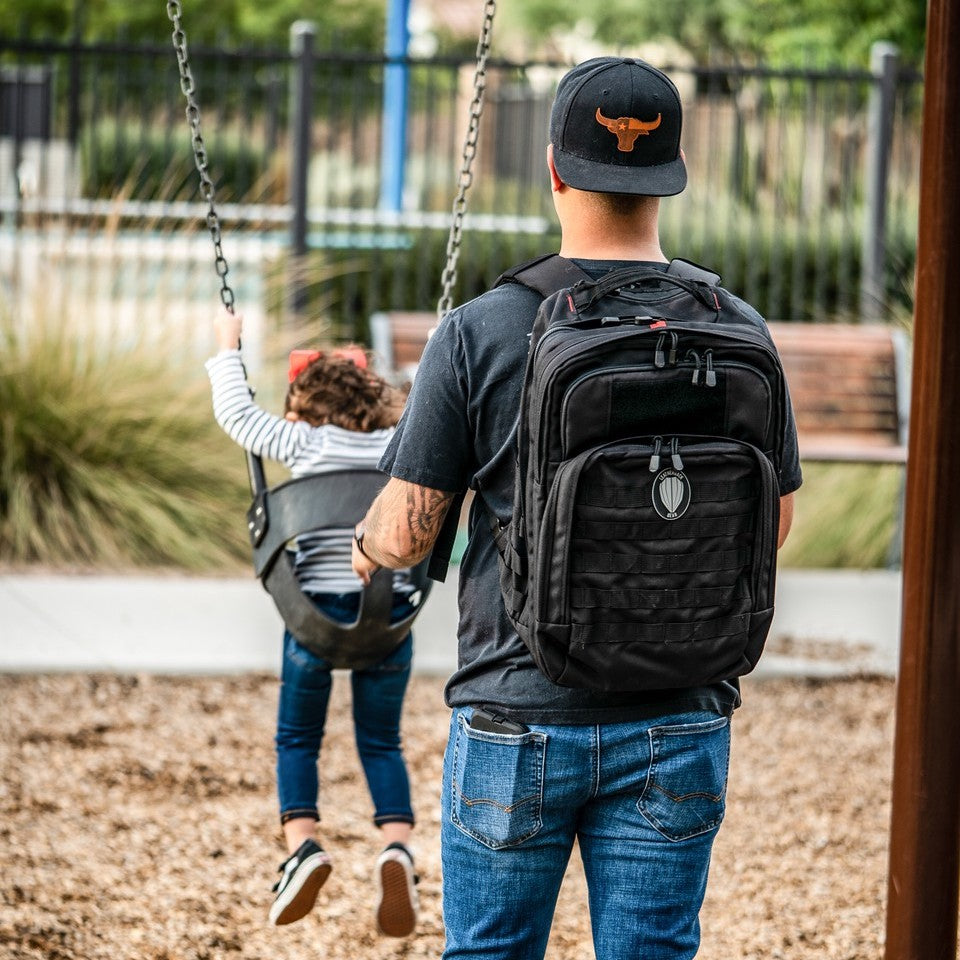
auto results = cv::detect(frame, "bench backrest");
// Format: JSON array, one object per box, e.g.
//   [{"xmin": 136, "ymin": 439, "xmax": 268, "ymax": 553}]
[
  {"xmin": 369, "ymin": 311, "xmax": 910, "ymax": 464},
  {"xmin": 766, "ymin": 322, "xmax": 909, "ymax": 463}
]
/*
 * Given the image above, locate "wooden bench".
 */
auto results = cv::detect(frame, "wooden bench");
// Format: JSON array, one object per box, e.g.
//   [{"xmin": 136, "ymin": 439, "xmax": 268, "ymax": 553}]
[
  {"xmin": 766, "ymin": 322, "xmax": 909, "ymax": 464},
  {"xmin": 370, "ymin": 311, "xmax": 910, "ymax": 465},
  {"xmin": 369, "ymin": 311, "xmax": 439, "ymax": 382}
]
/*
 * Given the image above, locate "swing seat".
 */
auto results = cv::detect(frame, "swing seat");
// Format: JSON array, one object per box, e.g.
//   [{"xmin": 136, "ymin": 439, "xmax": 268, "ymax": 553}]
[{"xmin": 246, "ymin": 464, "xmax": 431, "ymax": 670}]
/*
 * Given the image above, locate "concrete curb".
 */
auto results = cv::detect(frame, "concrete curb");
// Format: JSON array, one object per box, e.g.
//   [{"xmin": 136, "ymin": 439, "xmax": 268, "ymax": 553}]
[{"xmin": 0, "ymin": 569, "xmax": 900, "ymax": 677}]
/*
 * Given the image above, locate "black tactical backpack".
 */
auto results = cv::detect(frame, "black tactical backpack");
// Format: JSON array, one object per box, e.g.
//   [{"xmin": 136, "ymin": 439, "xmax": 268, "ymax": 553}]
[{"xmin": 486, "ymin": 255, "xmax": 787, "ymax": 692}]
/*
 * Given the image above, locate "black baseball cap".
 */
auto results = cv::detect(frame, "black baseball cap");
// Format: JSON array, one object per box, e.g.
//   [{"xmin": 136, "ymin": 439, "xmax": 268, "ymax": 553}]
[{"xmin": 550, "ymin": 57, "xmax": 686, "ymax": 197}]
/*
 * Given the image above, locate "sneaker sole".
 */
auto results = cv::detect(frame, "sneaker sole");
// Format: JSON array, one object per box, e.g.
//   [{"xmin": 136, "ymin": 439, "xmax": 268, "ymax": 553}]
[
  {"xmin": 376, "ymin": 858, "xmax": 417, "ymax": 938},
  {"xmin": 269, "ymin": 857, "xmax": 332, "ymax": 926}
]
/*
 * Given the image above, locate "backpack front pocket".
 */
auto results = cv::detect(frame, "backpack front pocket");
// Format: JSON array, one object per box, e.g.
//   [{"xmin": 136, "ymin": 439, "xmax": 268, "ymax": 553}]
[{"xmin": 535, "ymin": 436, "xmax": 778, "ymax": 691}]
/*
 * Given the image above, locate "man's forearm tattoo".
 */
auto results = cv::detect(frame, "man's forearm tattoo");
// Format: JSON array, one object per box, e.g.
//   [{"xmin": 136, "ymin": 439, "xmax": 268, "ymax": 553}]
[
  {"xmin": 364, "ymin": 480, "xmax": 454, "ymax": 566},
  {"xmin": 405, "ymin": 484, "xmax": 454, "ymax": 554}
]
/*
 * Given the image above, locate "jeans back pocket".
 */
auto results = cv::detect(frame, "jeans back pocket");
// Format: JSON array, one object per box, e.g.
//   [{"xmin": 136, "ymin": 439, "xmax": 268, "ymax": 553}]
[
  {"xmin": 450, "ymin": 713, "xmax": 546, "ymax": 850},
  {"xmin": 638, "ymin": 714, "xmax": 731, "ymax": 842}
]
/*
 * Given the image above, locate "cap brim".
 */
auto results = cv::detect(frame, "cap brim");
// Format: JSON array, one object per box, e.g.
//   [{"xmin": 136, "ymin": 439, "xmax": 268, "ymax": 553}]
[{"xmin": 553, "ymin": 144, "xmax": 687, "ymax": 197}]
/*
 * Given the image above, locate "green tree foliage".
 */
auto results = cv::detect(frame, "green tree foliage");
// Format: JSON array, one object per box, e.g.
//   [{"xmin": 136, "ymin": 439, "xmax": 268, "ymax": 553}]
[
  {"xmin": 2, "ymin": 0, "xmax": 924, "ymax": 64},
  {"xmin": 0, "ymin": 0, "xmax": 385, "ymax": 49},
  {"xmin": 505, "ymin": 0, "xmax": 925, "ymax": 66},
  {"xmin": 723, "ymin": 0, "xmax": 925, "ymax": 65}
]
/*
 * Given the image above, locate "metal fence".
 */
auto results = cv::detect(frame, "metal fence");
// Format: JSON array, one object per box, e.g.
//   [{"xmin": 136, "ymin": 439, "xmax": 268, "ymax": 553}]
[{"xmin": 0, "ymin": 35, "xmax": 923, "ymax": 358}]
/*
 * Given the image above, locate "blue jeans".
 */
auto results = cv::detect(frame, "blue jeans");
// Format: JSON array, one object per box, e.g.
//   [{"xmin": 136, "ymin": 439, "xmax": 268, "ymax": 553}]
[
  {"xmin": 275, "ymin": 592, "xmax": 415, "ymax": 827},
  {"xmin": 440, "ymin": 707, "xmax": 731, "ymax": 960}
]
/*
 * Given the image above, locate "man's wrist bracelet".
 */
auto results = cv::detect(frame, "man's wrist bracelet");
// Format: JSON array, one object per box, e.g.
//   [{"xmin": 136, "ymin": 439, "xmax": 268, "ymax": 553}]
[{"xmin": 354, "ymin": 525, "xmax": 375, "ymax": 562}]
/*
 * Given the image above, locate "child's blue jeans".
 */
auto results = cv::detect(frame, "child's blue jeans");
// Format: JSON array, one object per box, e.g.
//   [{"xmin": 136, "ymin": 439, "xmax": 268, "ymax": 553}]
[{"xmin": 275, "ymin": 591, "xmax": 415, "ymax": 827}]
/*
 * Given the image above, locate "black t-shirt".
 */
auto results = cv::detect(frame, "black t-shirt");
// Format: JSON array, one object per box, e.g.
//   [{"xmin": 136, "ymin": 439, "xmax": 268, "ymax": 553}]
[{"xmin": 381, "ymin": 259, "xmax": 803, "ymax": 724}]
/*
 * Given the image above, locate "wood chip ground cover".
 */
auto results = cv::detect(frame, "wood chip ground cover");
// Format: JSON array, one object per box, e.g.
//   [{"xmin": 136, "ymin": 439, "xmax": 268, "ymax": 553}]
[{"xmin": 0, "ymin": 673, "xmax": 894, "ymax": 959}]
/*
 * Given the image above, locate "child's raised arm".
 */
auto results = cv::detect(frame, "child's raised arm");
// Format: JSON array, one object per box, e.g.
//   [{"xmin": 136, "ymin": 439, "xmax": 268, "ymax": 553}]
[{"xmin": 205, "ymin": 312, "xmax": 307, "ymax": 466}]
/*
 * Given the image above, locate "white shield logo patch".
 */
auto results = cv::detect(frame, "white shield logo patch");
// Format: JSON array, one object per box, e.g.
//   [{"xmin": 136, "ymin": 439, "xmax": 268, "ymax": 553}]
[{"xmin": 652, "ymin": 468, "xmax": 692, "ymax": 520}]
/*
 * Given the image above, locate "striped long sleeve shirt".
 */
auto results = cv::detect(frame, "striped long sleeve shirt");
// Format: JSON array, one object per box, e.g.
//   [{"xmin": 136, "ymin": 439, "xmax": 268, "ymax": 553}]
[{"xmin": 206, "ymin": 350, "xmax": 408, "ymax": 595}]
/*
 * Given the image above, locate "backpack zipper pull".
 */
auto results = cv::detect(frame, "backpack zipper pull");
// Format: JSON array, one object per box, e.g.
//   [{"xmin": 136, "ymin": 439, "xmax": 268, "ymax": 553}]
[
  {"xmin": 670, "ymin": 438, "xmax": 684, "ymax": 471},
  {"xmin": 654, "ymin": 334, "xmax": 666, "ymax": 368},
  {"xmin": 686, "ymin": 349, "xmax": 701, "ymax": 385},
  {"xmin": 704, "ymin": 349, "xmax": 717, "ymax": 387},
  {"xmin": 668, "ymin": 332, "xmax": 679, "ymax": 366},
  {"xmin": 649, "ymin": 437, "xmax": 663, "ymax": 472}
]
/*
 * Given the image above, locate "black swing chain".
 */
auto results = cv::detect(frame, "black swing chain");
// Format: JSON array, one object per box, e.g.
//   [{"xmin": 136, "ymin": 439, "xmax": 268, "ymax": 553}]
[
  {"xmin": 166, "ymin": 0, "xmax": 236, "ymax": 314},
  {"xmin": 436, "ymin": 0, "xmax": 497, "ymax": 321},
  {"xmin": 167, "ymin": 0, "xmax": 495, "ymax": 322}
]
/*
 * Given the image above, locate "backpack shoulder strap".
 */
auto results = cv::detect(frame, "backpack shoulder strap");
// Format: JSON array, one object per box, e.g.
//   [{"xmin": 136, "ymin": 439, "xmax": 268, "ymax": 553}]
[
  {"xmin": 666, "ymin": 258, "xmax": 761, "ymax": 326},
  {"xmin": 429, "ymin": 257, "xmax": 591, "ymax": 585},
  {"xmin": 500, "ymin": 254, "xmax": 722, "ymax": 294},
  {"xmin": 494, "ymin": 254, "xmax": 593, "ymax": 298},
  {"xmin": 666, "ymin": 257, "xmax": 722, "ymax": 286}
]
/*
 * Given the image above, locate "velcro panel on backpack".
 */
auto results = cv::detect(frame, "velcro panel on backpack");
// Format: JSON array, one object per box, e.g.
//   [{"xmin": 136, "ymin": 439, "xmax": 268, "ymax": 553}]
[{"xmin": 562, "ymin": 369, "xmax": 728, "ymax": 460}]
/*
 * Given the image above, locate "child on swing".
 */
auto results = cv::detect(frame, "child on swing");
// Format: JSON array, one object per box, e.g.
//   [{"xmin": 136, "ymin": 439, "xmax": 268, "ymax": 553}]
[{"xmin": 205, "ymin": 310, "xmax": 419, "ymax": 936}]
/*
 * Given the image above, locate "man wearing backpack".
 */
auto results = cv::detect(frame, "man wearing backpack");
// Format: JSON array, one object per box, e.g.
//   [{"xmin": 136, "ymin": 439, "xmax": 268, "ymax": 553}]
[{"xmin": 353, "ymin": 56, "xmax": 801, "ymax": 960}]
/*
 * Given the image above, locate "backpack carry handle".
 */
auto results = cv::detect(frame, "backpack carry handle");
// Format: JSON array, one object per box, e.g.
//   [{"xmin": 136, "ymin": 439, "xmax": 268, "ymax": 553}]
[{"xmin": 572, "ymin": 266, "xmax": 716, "ymax": 313}]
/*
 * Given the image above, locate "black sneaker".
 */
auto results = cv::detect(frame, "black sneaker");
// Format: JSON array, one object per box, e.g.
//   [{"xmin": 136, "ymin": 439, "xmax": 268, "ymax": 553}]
[
  {"xmin": 375, "ymin": 842, "xmax": 419, "ymax": 938},
  {"xmin": 269, "ymin": 838, "xmax": 332, "ymax": 926}
]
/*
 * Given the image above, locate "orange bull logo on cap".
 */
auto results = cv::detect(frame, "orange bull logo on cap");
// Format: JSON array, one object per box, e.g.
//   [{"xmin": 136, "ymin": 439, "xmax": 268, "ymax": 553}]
[{"xmin": 595, "ymin": 107, "xmax": 662, "ymax": 152}]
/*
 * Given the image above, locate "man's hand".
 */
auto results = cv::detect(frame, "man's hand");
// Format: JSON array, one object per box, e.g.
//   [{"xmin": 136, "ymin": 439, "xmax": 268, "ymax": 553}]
[
  {"xmin": 214, "ymin": 310, "xmax": 243, "ymax": 351},
  {"xmin": 350, "ymin": 477, "xmax": 456, "ymax": 578}
]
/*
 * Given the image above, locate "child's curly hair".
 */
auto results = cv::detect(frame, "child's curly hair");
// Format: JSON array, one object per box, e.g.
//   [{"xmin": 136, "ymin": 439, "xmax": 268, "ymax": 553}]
[{"xmin": 284, "ymin": 353, "xmax": 403, "ymax": 432}]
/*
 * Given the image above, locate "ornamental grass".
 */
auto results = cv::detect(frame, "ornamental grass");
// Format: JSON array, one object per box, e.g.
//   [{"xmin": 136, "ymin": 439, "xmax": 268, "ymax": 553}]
[
  {"xmin": 778, "ymin": 461, "xmax": 903, "ymax": 569},
  {"xmin": 0, "ymin": 312, "xmax": 251, "ymax": 570}
]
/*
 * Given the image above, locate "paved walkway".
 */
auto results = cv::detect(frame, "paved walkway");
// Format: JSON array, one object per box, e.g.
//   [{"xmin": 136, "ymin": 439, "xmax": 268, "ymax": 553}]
[{"xmin": 0, "ymin": 569, "xmax": 901, "ymax": 678}]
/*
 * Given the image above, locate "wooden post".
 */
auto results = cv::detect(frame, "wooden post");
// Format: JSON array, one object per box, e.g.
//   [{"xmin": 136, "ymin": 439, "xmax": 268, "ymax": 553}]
[{"xmin": 884, "ymin": 0, "xmax": 960, "ymax": 957}]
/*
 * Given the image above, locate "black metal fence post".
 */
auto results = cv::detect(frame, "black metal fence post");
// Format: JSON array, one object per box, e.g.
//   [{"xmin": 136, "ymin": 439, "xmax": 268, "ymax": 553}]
[
  {"xmin": 67, "ymin": 0, "xmax": 83, "ymax": 145},
  {"xmin": 861, "ymin": 42, "xmax": 899, "ymax": 322},
  {"xmin": 289, "ymin": 20, "xmax": 315, "ymax": 315}
]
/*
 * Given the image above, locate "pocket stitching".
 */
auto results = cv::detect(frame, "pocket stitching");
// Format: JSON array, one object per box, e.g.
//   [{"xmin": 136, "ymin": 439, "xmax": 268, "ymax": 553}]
[
  {"xmin": 637, "ymin": 716, "xmax": 730, "ymax": 842},
  {"xmin": 458, "ymin": 793, "xmax": 540, "ymax": 814},
  {"xmin": 450, "ymin": 715, "xmax": 546, "ymax": 850}
]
